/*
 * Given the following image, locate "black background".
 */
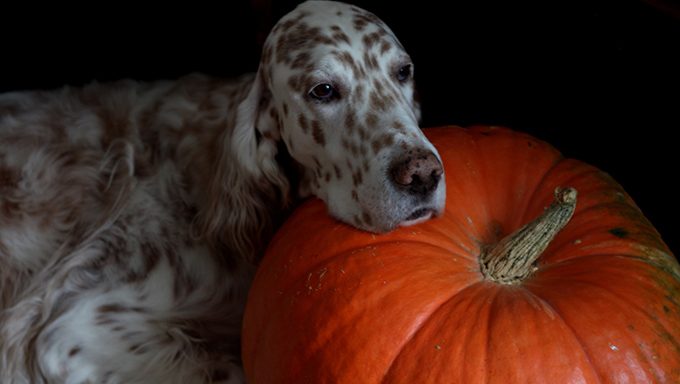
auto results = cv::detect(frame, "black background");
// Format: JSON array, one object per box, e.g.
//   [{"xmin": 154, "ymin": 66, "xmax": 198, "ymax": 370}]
[{"xmin": 2, "ymin": 1, "xmax": 678, "ymax": 256}]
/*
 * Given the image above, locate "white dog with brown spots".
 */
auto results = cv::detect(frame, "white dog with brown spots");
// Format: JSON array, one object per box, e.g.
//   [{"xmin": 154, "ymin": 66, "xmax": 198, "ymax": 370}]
[{"xmin": 0, "ymin": 1, "xmax": 445, "ymax": 382}]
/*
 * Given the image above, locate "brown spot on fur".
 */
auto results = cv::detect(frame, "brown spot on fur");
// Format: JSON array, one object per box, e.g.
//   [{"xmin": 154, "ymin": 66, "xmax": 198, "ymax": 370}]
[
  {"xmin": 298, "ymin": 113, "xmax": 309, "ymax": 133},
  {"xmin": 394, "ymin": 120, "xmax": 406, "ymax": 132},
  {"xmin": 314, "ymin": 34, "xmax": 337, "ymax": 46},
  {"xmin": 324, "ymin": 172, "xmax": 331, "ymax": 182},
  {"xmin": 359, "ymin": 144, "xmax": 368, "ymax": 156},
  {"xmin": 312, "ymin": 156, "xmax": 322, "ymax": 170},
  {"xmin": 353, "ymin": 18, "xmax": 368, "ymax": 31},
  {"xmin": 335, "ymin": 51, "xmax": 363, "ymax": 79},
  {"xmin": 363, "ymin": 52, "xmax": 379, "ymax": 70},
  {"xmin": 380, "ymin": 40, "xmax": 392, "ymax": 54},
  {"xmin": 345, "ymin": 113, "xmax": 356, "ymax": 133},
  {"xmin": 311, "ymin": 120, "xmax": 325, "ymax": 146},
  {"xmin": 369, "ymin": 91, "xmax": 387, "ymax": 111},
  {"xmin": 352, "ymin": 169, "xmax": 364, "ymax": 187},
  {"xmin": 351, "ymin": 190, "xmax": 359, "ymax": 202},
  {"xmin": 362, "ymin": 211, "xmax": 373, "ymax": 226},
  {"xmin": 292, "ymin": 52, "xmax": 312, "ymax": 69},
  {"xmin": 341, "ymin": 138, "xmax": 351, "ymax": 151},
  {"xmin": 282, "ymin": 103, "xmax": 289, "ymax": 117},
  {"xmin": 276, "ymin": 23, "xmax": 334, "ymax": 64},
  {"xmin": 371, "ymin": 134, "xmax": 395, "ymax": 154},
  {"xmin": 332, "ymin": 31, "xmax": 351, "ymax": 45},
  {"xmin": 334, "ymin": 165, "xmax": 342, "ymax": 179},
  {"xmin": 279, "ymin": 19, "xmax": 296, "ymax": 32},
  {"xmin": 98, "ymin": 304, "xmax": 127, "ymax": 313},
  {"xmin": 362, "ymin": 32, "xmax": 380, "ymax": 48},
  {"xmin": 365, "ymin": 113, "xmax": 377, "ymax": 128},
  {"xmin": 68, "ymin": 346, "xmax": 81, "ymax": 357},
  {"xmin": 288, "ymin": 75, "xmax": 301, "ymax": 91},
  {"xmin": 357, "ymin": 127, "xmax": 369, "ymax": 141}
]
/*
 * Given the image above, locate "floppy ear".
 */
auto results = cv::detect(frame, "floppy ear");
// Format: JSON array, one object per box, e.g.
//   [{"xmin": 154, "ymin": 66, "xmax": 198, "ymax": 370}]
[
  {"xmin": 231, "ymin": 70, "xmax": 282, "ymax": 180},
  {"xmin": 197, "ymin": 69, "xmax": 290, "ymax": 263}
]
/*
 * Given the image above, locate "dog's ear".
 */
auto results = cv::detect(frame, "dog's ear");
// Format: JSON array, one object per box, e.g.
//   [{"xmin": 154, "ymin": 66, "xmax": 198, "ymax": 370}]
[
  {"xmin": 230, "ymin": 69, "xmax": 283, "ymax": 181},
  {"xmin": 199, "ymin": 69, "xmax": 289, "ymax": 263}
]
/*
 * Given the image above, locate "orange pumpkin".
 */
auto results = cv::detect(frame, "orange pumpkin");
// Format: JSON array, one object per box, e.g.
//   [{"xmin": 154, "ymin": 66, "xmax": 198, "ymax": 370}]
[{"xmin": 242, "ymin": 126, "xmax": 680, "ymax": 383}]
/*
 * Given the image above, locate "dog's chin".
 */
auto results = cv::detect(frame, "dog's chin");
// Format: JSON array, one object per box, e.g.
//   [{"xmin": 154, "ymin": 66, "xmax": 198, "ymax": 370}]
[
  {"xmin": 353, "ymin": 205, "xmax": 442, "ymax": 234},
  {"xmin": 398, "ymin": 207, "xmax": 436, "ymax": 227}
]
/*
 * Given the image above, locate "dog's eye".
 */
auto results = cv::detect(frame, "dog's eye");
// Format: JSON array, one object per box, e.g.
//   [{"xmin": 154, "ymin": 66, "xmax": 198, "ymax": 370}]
[
  {"xmin": 397, "ymin": 64, "xmax": 412, "ymax": 82},
  {"xmin": 309, "ymin": 83, "xmax": 338, "ymax": 102}
]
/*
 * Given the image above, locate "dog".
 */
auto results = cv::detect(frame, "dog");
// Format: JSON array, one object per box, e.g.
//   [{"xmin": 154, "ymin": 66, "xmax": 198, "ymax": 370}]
[{"xmin": 0, "ymin": 1, "xmax": 445, "ymax": 382}]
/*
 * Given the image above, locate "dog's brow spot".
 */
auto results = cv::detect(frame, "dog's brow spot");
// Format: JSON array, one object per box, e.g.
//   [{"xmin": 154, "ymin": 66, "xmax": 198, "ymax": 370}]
[{"xmin": 291, "ymin": 52, "xmax": 312, "ymax": 69}]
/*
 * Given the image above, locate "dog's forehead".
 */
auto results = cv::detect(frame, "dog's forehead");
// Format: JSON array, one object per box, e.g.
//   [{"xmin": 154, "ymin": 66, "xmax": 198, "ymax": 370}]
[{"xmin": 267, "ymin": 1, "xmax": 407, "ymax": 77}]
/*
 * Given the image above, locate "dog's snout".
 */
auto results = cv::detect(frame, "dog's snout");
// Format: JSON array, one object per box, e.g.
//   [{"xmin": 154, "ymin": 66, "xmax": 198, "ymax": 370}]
[{"xmin": 390, "ymin": 150, "xmax": 443, "ymax": 196}]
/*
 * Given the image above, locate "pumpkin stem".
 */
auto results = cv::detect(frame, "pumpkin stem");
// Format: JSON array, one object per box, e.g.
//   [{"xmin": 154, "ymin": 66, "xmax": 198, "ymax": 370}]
[{"xmin": 480, "ymin": 187, "xmax": 577, "ymax": 284}]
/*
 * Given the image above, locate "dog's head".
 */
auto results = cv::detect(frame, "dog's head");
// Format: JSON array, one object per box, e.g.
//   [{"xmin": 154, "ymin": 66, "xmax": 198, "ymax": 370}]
[{"xmin": 234, "ymin": 1, "xmax": 445, "ymax": 233}]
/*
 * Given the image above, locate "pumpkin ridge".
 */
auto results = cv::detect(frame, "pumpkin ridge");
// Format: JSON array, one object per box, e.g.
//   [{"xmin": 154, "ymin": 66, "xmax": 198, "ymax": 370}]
[
  {"xmin": 556, "ymin": 277, "xmax": 679, "ymax": 379},
  {"xmin": 521, "ymin": 288, "xmax": 605, "ymax": 383},
  {"xmin": 381, "ymin": 281, "xmax": 498, "ymax": 382},
  {"xmin": 576, "ymin": 277, "xmax": 680, "ymax": 338}
]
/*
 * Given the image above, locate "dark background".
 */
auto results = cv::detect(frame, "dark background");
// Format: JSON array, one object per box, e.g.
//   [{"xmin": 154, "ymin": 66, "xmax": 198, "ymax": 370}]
[{"xmin": 2, "ymin": 1, "xmax": 678, "ymax": 256}]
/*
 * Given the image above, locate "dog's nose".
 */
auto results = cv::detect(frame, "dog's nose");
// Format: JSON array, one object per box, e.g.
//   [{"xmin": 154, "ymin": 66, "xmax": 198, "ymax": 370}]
[{"xmin": 390, "ymin": 149, "xmax": 443, "ymax": 196}]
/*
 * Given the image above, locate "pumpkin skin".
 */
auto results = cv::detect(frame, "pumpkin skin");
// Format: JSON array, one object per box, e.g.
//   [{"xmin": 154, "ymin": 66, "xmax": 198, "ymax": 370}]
[{"xmin": 242, "ymin": 126, "xmax": 680, "ymax": 383}]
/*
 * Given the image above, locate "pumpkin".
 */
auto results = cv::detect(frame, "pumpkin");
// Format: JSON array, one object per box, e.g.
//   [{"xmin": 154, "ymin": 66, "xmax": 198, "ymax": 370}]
[{"xmin": 242, "ymin": 126, "xmax": 680, "ymax": 383}]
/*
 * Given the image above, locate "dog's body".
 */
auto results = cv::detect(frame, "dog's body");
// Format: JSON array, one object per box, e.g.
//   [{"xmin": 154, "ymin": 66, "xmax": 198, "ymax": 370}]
[{"xmin": 0, "ymin": 2, "xmax": 445, "ymax": 382}]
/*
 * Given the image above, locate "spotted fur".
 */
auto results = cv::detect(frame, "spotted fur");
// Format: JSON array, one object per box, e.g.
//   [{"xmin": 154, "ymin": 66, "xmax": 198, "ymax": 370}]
[{"xmin": 0, "ymin": 1, "xmax": 445, "ymax": 383}]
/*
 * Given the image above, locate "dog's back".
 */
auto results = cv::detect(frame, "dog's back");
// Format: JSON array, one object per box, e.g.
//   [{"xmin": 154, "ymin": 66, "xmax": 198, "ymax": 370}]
[{"xmin": 0, "ymin": 74, "xmax": 256, "ymax": 383}]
